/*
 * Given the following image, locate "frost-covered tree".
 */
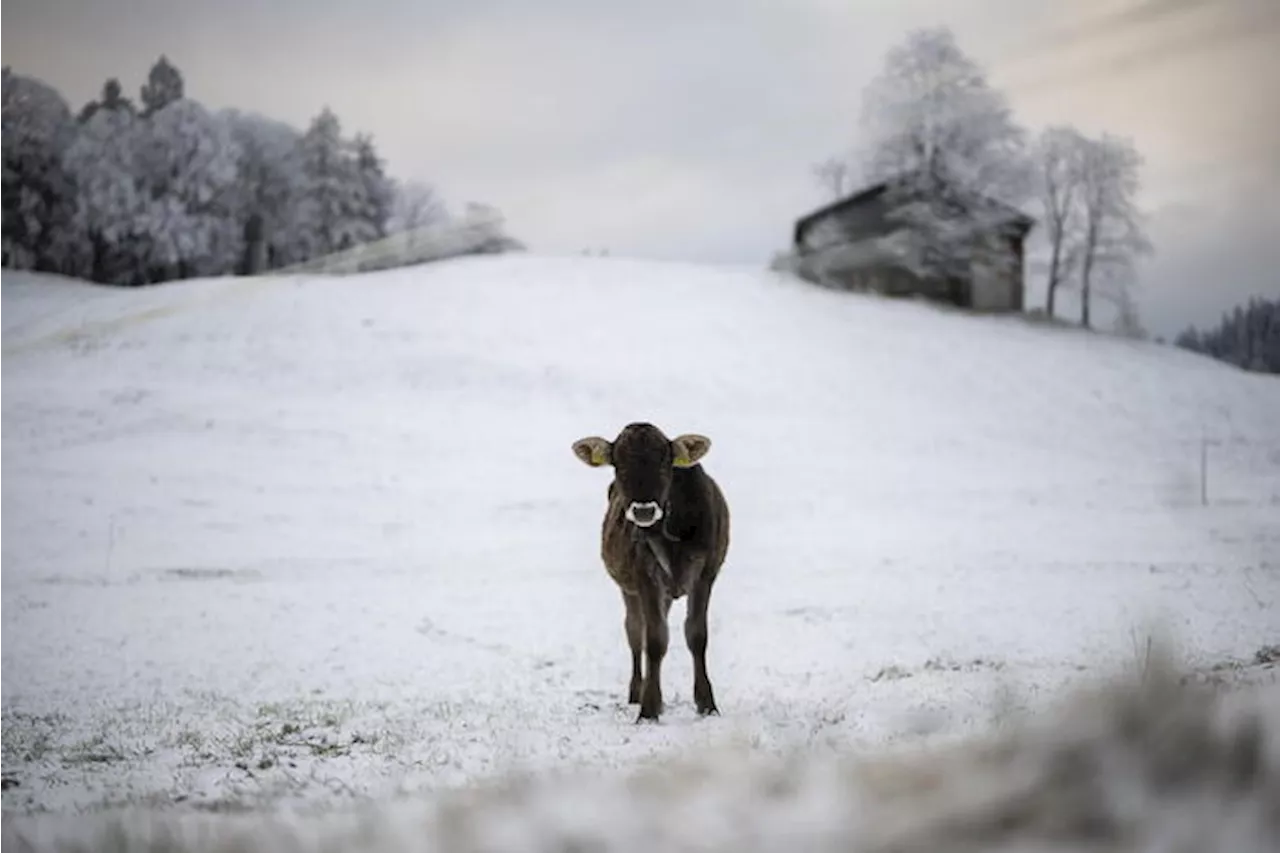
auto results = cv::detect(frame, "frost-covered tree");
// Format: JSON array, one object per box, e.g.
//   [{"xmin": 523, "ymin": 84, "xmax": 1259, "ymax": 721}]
[
  {"xmin": 78, "ymin": 77, "xmax": 136, "ymax": 123},
  {"xmin": 1176, "ymin": 297, "xmax": 1280, "ymax": 374},
  {"xmin": 1174, "ymin": 325, "xmax": 1201, "ymax": 352},
  {"xmin": 2, "ymin": 67, "xmax": 86, "ymax": 273},
  {"xmin": 1029, "ymin": 126, "xmax": 1151, "ymax": 326},
  {"xmin": 1076, "ymin": 133, "xmax": 1151, "ymax": 329},
  {"xmin": 220, "ymin": 108, "xmax": 308, "ymax": 271},
  {"xmin": 456, "ymin": 201, "xmax": 525, "ymax": 255},
  {"xmin": 297, "ymin": 107, "xmax": 367, "ymax": 258},
  {"xmin": 387, "ymin": 179, "xmax": 445, "ymax": 242},
  {"xmin": 352, "ymin": 133, "xmax": 394, "ymax": 242},
  {"xmin": 5, "ymin": 69, "xmax": 434, "ymax": 284},
  {"xmin": 64, "ymin": 105, "xmax": 148, "ymax": 283},
  {"xmin": 133, "ymin": 98, "xmax": 243, "ymax": 279},
  {"xmin": 856, "ymin": 27, "xmax": 1033, "ymax": 282},
  {"xmin": 1032, "ymin": 125, "xmax": 1088, "ymax": 318},
  {"xmin": 811, "ymin": 157, "xmax": 850, "ymax": 201},
  {"xmin": 140, "ymin": 55, "xmax": 185, "ymax": 117},
  {"xmin": 1111, "ymin": 287, "xmax": 1147, "ymax": 340}
]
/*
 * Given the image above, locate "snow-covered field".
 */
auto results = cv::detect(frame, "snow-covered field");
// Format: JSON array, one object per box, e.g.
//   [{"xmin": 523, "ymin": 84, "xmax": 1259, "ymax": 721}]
[{"xmin": 3, "ymin": 256, "xmax": 1279, "ymax": 831}]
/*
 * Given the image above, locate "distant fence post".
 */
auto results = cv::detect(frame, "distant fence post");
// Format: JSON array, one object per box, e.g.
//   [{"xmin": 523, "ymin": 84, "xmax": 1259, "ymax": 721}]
[{"xmin": 1200, "ymin": 432, "xmax": 1208, "ymax": 507}]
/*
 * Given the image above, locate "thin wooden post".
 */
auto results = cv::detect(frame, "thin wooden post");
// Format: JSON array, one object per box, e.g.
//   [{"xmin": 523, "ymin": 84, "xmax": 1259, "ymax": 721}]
[{"xmin": 1199, "ymin": 434, "xmax": 1208, "ymax": 506}]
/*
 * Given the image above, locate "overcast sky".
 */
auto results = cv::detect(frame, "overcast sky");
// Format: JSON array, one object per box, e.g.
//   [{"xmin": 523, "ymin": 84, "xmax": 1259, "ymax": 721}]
[{"xmin": 6, "ymin": 0, "xmax": 1278, "ymax": 336}]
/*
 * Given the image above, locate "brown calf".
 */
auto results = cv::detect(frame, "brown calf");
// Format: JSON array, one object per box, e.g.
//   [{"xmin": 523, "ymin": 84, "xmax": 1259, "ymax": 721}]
[{"xmin": 572, "ymin": 422, "xmax": 731, "ymax": 722}]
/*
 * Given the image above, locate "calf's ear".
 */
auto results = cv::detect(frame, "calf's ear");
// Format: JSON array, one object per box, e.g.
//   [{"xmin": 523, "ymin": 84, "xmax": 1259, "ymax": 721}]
[
  {"xmin": 572, "ymin": 436, "xmax": 613, "ymax": 467},
  {"xmin": 671, "ymin": 434, "xmax": 712, "ymax": 467}
]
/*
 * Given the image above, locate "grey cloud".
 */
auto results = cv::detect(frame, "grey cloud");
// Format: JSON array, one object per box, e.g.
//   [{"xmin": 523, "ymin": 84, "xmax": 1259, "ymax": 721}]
[
  {"xmin": 1041, "ymin": 0, "xmax": 1215, "ymax": 49},
  {"xmin": 1019, "ymin": 0, "xmax": 1277, "ymax": 58},
  {"xmin": 4, "ymin": 0, "xmax": 1277, "ymax": 334},
  {"xmin": 1140, "ymin": 193, "xmax": 1280, "ymax": 337},
  {"xmin": 358, "ymin": 2, "xmax": 915, "ymax": 253},
  {"xmin": 1014, "ymin": 0, "xmax": 1280, "ymax": 96}
]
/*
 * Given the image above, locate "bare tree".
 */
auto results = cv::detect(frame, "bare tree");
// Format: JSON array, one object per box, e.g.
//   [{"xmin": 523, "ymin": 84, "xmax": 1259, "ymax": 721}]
[
  {"xmin": 388, "ymin": 179, "xmax": 445, "ymax": 246},
  {"xmin": 856, "ymin": 27, "xmax": 1033, "ymax": 282},
  {"xmin": 1076, "ymin": 134, "xmax": 1151, "ymax": 329},
  {"xmin": 811, "ymin": 157, "xmax": 850, "ymax": 201},
  {"xmin": 1111, "ymin": 285, "xmax": 1148, "ymax": 340},
  {"xmin": 1032, "ymin": 125, "xmax": 1087, "ymax": 319}
]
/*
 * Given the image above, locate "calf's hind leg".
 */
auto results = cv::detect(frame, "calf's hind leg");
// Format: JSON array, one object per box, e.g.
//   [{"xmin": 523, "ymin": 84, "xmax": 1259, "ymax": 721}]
[{"xmin": 685, "ymin": 570, "xmax": 719, "ymax": 716}]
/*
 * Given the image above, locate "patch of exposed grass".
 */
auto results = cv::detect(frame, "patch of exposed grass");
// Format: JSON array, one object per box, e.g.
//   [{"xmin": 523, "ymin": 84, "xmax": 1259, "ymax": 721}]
[
  {"xmin": 192, "ymin": 698, "xmax": 393, "ymax": 775},
  {"xmin": 62, "ymin": 734, "xmax": 127, "ymax": 766},
  {"xmin": 922, "ymin": 655, "xmax": 1006, "ymax": 674},
  {"xmin": 1, "ymin": 710, "xmax": 67, "ymax": 764},
  {"xmin": 869, "ymin": 656, "xmax": 1006, "ymax": 683}
]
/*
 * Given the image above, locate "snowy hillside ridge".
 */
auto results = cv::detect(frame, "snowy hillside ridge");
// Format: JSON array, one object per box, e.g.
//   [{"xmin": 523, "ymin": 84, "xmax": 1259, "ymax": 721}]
[
  {"xmin": 5, "ymin": 657, "xmax": 1278, "ymax": 853},
  {"xmin": 272, "ymin": 206, "xmax": 526, "ymax": 275},
  {"xmin": 4, "ymin": 257, "xmax": 1279, "ymax": 818}
]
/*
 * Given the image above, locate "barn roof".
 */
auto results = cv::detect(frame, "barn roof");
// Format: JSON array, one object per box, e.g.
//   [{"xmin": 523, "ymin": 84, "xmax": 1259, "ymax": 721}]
[{"xmin": 793, "ymin": 175, "xmax": 1036, "ymax": 247}]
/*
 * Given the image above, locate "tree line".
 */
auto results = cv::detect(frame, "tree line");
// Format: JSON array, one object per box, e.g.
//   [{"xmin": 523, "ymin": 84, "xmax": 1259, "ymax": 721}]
[
  {"xmin": 2, "ymin": 56, "xmax": 508, "ymax": 286},
  {"xmin": 801, "ymin": 27, "xmax": 1151, "ymax": 335},
  {"xmin": 1175, "ymin": 297, "xmax": 1280, "ymax": 375}
]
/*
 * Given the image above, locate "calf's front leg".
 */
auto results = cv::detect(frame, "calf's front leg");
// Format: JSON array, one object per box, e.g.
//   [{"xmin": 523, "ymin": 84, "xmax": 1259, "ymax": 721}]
[
  {"xmin": 622, "ymin": 592, "xmax": 643, "ymax": 704},
  {"xmin": 636, "ymin": 567, "xmax": 670, "ymax": 722}
]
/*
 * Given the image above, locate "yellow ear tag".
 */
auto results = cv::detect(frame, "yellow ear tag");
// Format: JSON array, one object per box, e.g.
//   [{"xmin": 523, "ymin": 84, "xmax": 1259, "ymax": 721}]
[
  {"xmin": 673, "ymin": 454, "xmax": 691, "ymax": 467},
  {"xmin": 591, "ymin": 447, "xmax": 609, "ymax": 466}
]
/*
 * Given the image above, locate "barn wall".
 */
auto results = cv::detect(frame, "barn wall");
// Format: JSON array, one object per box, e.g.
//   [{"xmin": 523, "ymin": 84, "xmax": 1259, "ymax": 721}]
[
  {"xmin": 795, "ymin": 199, "xmax": 1030, "ymax": 315},
  {"xmin": 797, "ymin": 194, "xmax": 894, "ymax": 252},
  {"xmin": 814, "ymin": 263, "xmax": 896, "ymax": 293},
  {"xmin": 834, "ymin": 193, "xmax": 894, "ymax": 242},
  {"xmin": 876, "ymin": 267, "xmax": 948, "ymax": 301},
  {"xmin": 968, "ymin": 234, "xmax": 1023, "ymax": 312}
]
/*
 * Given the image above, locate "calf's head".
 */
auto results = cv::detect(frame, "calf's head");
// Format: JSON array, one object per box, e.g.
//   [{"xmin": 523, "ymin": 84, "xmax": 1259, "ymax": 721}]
[{"xmin": 572, "ymin": 422, "xmax": 712, "ymax": 529}]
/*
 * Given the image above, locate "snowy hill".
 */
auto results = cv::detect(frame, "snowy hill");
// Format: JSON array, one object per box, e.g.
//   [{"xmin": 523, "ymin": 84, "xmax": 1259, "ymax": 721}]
[{"xmin": 3, "ymin": 256, "xmax": 1278, "ymax": 821}]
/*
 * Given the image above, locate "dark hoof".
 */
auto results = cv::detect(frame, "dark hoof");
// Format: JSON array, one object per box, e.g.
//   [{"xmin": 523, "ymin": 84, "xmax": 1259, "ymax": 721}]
[
  {"xmin": 636, "ymin": 696, "xmax": 663, "ymax": 722},
  {"xmin": 695, "ymin": 682, "xmax": 718, "ymax": 716},
  {"xmin": 635, "ymin": 710, "xmax": 662, "ymax": 724},
  {"xmin": 628, "ymin": 684, "xmax": 642, "ymax": 705}
]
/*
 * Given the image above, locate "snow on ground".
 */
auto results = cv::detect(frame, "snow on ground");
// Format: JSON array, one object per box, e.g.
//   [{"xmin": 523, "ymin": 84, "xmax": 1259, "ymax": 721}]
[
  {"xmin": 2, "ymin": 256, "xmax": 1278, "ymax": 820},
  {"xmin": 7, "ymin": 656, "xmax": 1280, "ymax": 852}
]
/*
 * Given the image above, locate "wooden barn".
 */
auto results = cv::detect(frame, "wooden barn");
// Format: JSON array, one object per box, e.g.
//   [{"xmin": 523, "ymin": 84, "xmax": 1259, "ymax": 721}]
[{"xmin": 790, "ymin": 178, "xmax": 1035, "ymax": 313}]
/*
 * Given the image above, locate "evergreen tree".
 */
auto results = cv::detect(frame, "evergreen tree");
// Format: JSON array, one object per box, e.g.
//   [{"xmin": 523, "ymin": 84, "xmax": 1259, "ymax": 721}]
[
  {"xmin": 133, "ymin": 98, "xmax": 242, "ymax": 280},
  {"xmin": 352, "ymin": 133, "xmax": 393, "ymax": 242},
  {"xmin": 221, "ymin": 108, "xmax": 309, "ymax": 270},
  {"xmin": 297, "ymin": 107, "xmax": 364, "ymax": 258},
  {"xmin": 2, "ymin": 67, "xmax": 86, "ymax": 273},
  {"xmin": 64, "ymin": 104, "xmax": 148, "ymax": 283},
  {"xmin": 78, "ymin": 77, "xmax": 136, "ymax": 123},
  {"xmin": 1175, "ymin": 297, "xmax": 1280, "ymax": 374},
  {"xmin": 1, "ymin": 68, "xmax": 471, "ymax": 284},
  {"xmin": 140, "ymin": 55, "xmax": 185, "ymax": 117}
]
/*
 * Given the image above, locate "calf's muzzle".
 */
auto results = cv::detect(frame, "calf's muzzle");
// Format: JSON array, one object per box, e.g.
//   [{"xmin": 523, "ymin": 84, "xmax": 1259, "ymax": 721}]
[{"xmin": 625, "ymin": 501, "xmax": 664, "ymax": 528}]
